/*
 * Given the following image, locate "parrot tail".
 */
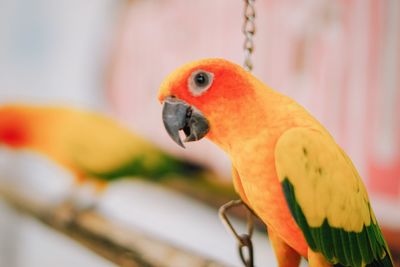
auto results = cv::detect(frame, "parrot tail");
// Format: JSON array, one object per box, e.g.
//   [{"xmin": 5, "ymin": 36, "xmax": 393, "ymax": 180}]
[
  {"xmin": 333, "ymin": 246, "xmax": 394, "ymax": 267},
  {"xmin": 364, "ymin": 247, "xmax": 394, "ymax": 267}
]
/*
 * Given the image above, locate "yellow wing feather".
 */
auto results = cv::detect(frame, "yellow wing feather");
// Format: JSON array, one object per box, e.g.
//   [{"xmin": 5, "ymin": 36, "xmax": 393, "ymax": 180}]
[
  {"xmin": 275, "ymin": 127, "xmax": 373, "ymax": 232},
  {"xmin": 30, "ymin": 107, "xmax": 161, "ymax": 173}
]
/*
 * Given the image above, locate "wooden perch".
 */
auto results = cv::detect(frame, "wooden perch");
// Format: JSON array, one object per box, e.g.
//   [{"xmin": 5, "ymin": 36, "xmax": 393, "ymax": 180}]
[
  {"xmin": 0, "ymin": 186, "xmax": 227, "ymax": 267},
  {"xmin": 3, "ymin": 183, "xmax": 398, "ymax": 267}
]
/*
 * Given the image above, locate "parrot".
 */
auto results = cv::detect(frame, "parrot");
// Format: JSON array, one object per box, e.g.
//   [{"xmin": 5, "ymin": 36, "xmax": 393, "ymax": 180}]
[
  {"xmin": 0, "ymin": 104, "xmax": 235, "ymax": 204},
  {"xmin": 158, "ymin": 58, "xmax": 394, "ymax": 267}
]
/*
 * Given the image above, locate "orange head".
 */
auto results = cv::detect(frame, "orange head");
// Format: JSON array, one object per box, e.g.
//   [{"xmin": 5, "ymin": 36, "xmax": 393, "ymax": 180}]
[
  {"xmin": 0, "ymin": 106, "xmax": 34, "ymax": 148},
  {"xmin": 158, "ymin": 58, "xmax": 270, "ymax": 151},
  {"xmin": 158, "ymin": 58, "xmax": 255, "ymax": 109}
]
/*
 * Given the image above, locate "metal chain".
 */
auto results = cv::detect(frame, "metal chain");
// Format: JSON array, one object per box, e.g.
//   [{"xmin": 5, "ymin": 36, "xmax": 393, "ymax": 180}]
[
  {"xmin": 219, "ymin": 200, "xmax": 255, "ymax": 267},
  {"xmin": 243, "ymin": 0, "xmax": 256, "ymax": 72},
  {"xmin": 217, "ymin": 2, "xmax": 257, "ymax": 266}
]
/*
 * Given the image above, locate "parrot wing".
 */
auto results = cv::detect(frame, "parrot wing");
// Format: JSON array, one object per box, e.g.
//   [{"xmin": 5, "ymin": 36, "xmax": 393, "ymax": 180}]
[
  {"xmin": 274, "ymin": 127, "xmax": 393, "ymax": 267},
  {"xmin": 49, "ymin": 108, "xmax": 204, "ymax": 181}
]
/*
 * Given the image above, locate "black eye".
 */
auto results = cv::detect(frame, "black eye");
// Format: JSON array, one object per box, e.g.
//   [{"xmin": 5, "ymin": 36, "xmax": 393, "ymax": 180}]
[
  {"xmin": 194, "ymin": 72, "xmax": 209, "ymax": 87},
  {"xmin": 188, "ymin": 70, "xmax": 214, "ymax": 96}
]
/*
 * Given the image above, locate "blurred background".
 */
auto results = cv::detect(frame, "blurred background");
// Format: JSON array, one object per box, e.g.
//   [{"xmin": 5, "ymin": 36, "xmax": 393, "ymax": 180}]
[{"xmin": 0, "ymin": 0, "xmax": 399, "ymax": 266}]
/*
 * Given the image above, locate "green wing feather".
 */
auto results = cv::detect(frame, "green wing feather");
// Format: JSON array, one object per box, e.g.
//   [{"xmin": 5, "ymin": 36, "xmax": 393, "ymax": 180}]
[
  {"xmin": 275, "ymin": 128, "xmax": 393, "ymax": 267},
  {"xmin": 83, "ymin": 151, "xmax": 204, "ymax": 181}
]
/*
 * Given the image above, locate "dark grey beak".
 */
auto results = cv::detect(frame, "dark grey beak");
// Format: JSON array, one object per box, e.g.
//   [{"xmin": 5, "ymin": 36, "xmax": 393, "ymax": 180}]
[{"xmin": 162, "ymin": 96, "xmax": 209, "ymax": 148}]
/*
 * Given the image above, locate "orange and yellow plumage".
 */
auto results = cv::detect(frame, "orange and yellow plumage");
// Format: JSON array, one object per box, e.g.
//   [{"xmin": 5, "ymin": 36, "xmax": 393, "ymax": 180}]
[
  {"xmin": 158, "ymin": 58, "xmax": 393, "ymax": 267},
  {"xmin": 0, "ymin": 105, "xmax": 205, "ymax": 186}
]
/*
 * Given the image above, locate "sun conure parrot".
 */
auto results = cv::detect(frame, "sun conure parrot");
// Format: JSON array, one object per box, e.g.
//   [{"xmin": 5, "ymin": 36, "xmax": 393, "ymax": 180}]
[
  {"xmin": 158, "ymin": 58, "xmax": 394, "ymax": 267},
  {"xmin": 0, "ymin": 104, "xmax": 223, "ymax": 194}
]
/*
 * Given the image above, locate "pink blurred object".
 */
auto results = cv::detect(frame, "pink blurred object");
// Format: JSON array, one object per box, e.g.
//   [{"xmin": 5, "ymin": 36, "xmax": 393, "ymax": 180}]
[{"xmin": 106, "ymin": 0, "xmax": 400, "ymax": 199}]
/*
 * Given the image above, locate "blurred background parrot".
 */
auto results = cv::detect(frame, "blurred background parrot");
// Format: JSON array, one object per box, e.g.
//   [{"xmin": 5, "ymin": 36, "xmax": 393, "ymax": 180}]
[
  {"xmin": 158, "ymin": 58, "xmax": 394, "ymax": 267},
  {"xmin": 0, "ymin": 104, "xmax": 235, "ymax": 206}
]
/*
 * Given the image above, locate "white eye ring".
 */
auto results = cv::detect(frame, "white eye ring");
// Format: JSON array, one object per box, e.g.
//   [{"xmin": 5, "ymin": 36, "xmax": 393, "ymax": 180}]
[{"xmin": 188, "ymin": 70, "xmax": 214, "ymax": 96}]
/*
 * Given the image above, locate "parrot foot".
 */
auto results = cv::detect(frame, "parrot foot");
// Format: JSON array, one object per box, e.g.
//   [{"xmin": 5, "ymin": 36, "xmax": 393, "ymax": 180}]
[{"xmin": 219, "ymin": 199, "xmax": 255, "ymax": 267}]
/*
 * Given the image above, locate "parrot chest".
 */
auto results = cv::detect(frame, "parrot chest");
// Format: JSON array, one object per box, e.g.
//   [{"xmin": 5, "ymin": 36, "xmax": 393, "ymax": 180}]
[{"xmin": 232, "ymin": 147, "xmax": 308, "ymax": 257}]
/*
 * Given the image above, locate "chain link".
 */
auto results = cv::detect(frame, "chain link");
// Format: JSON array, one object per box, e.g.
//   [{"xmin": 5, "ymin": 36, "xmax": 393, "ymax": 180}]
[
  {"xmin": 243, "ymin": 0, "xmax": 256, "ymax": 72},
  {"xmin": 219, "ymin": 200, "xmax": 255, "ymax": 267}
]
